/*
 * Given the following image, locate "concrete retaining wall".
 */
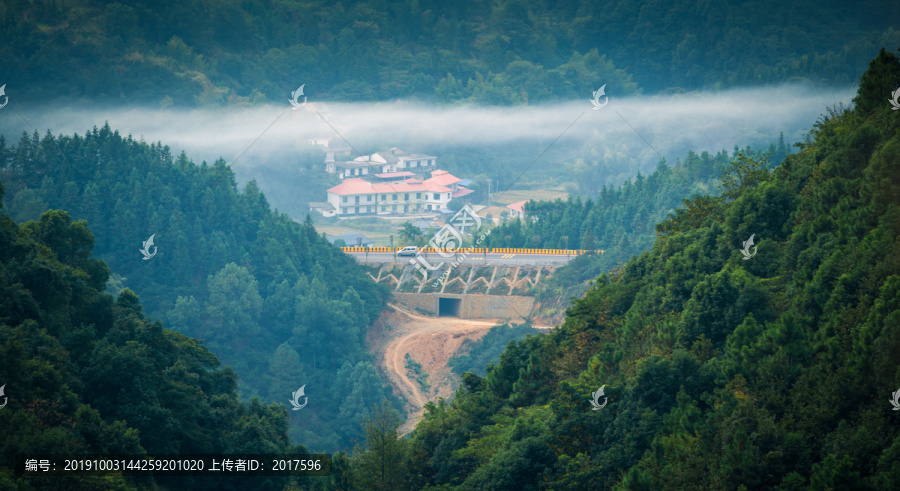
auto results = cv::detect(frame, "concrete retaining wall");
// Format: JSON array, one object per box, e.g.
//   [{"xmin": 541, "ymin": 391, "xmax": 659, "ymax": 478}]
[{"xmin": 394, "ymin": 293, "xmax": 535, "ymax": 320}]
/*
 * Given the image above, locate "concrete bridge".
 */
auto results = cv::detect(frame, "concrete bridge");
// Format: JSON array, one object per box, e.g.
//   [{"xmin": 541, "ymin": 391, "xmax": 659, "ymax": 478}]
[
  {"xmin": 367, "ymin": 263, "xmax": 557, "ymax": 319},
  {"xmin": 344, "ymin": 247, "xmax": 603, "ymax": 267}
]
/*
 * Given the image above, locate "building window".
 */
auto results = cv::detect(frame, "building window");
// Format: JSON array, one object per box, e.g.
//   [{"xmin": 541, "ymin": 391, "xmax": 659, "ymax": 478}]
[
  {"xmin": 416, "ymin": 193, "xmax": 421, "ymax": 199},
  {"xmin": 434, "ymin": 193, "xmax": 440, "ymax": 200},
  {"xmin": 367, "ymin": 195, "xmax": 373, "ymax": 201},
  {"xmin": 343, "ymin": 196, "xmax": 348, "ymax": 203},
  {"xmin": 342, "ymin": 207, "xmax": 347, "ymax": 214},
  {"xmin": 427, "ymin": 204, "xmax": 432, "ymax": 210},
  {"xmin": 355, "ymin": 207, "xmax": 359, "ymax": 214},
  {"xmin": 381, "ymin": 206, "xmax": 387, "ymax": 211},
  {"xmin": 404, "ymin": 193, "xmax": 409, "ymax": 200},
  {"xmin": 392, "ymin": 204, "xmax": 397, "ymax": 211},
  {"xmin": 381, "ymin": 194, "xmax": 387, "ymax": 201},
  {"xmin": 393, "ymin": 194, "xmax": 398, "ymax": 200}
]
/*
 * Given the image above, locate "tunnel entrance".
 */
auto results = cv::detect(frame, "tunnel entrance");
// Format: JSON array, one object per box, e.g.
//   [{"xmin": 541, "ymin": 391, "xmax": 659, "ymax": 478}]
[{"xmin": 438, "ymin": 297, "xmax": 462, "ymax": 317}]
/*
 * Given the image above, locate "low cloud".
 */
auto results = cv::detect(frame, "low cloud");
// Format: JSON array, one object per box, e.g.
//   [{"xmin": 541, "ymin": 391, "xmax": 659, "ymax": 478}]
[{"xmin": 2, "ymin": 84, "xmax": 854, "ymax": 174}]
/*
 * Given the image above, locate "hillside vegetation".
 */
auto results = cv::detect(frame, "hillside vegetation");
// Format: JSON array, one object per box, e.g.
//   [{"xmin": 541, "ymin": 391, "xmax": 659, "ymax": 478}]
[
  {"xmin": 485, "ymin": 140, "xmax": 786, "ymax": 319},
  {"xmin": 0, "ymin": 185, "xmax": 304, "ymax": 490},
  {"xmin": 0, "ymin": 126, "xmax": 397, "ymax": 452},
  {"xmin": 344, "ymin": 49, "xmax": 900, "ymax": 490},
  {"xmin": 2, "ymin": 0, "xmax": 898, "ymax": 105}
]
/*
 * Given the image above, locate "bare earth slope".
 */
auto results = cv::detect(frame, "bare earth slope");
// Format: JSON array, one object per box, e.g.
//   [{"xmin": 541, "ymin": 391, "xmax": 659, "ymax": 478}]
[{"xmin": 369, "ymin": 303, "xmax": 548, "ymax": 434}]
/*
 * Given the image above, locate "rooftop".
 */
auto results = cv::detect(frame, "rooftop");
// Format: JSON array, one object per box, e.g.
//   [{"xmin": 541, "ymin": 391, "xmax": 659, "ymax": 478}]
[
  {"xmin": 308, "ymin": 201, "xmax": 335, "ymax": 211},
  {"xmin": 452, "ymin": 187, "xmax": 474, "ymax": 199},
  {"xmin": 327, "ymin": 178, "xmax": 452, "ymax": 196},
  {"xmin": 427, "ymin": 169, "xmax": 462, "ymax": 187},
  {"xmin": 507, "ymin": 200, "xmax": 529, "ymax": 213}
]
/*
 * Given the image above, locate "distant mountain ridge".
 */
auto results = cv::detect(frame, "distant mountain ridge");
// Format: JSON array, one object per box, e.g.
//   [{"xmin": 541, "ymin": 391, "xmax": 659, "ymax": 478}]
[{"xmin": 2, "ymin": 0, "xmax": 897, "ymax": 106}]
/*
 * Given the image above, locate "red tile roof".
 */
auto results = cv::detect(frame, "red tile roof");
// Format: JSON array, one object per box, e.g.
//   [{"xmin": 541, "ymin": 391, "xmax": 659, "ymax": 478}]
[
  {"xmin": 452, "ymin": 187, "xmax": 474, "ymax": 198},
  {"xmin": 327, "ymin": 178, "xmax": 451, "ymax": 196},
  {"xmin": 507, "ymin": 200, "xmax": 529, "ymax": 213},
  {"xmin": 426, "ymin": 169, "xmax": 461, "ymax": 186}
]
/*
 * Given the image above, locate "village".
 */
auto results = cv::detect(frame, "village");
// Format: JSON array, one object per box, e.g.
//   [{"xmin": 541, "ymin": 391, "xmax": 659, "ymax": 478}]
[{"xmin": 307, "ymin": 143, "xmax": 534, "ymax": 247}]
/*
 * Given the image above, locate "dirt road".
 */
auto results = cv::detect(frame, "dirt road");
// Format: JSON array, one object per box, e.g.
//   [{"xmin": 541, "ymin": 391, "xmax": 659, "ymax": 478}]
[{"xmin": 372, "ymin": 303, "xmax": 548, "ymax": 435}]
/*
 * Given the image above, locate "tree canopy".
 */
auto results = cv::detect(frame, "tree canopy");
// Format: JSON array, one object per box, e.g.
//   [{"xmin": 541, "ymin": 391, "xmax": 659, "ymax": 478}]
[
  {"xmin": 347, "ymin": 48, "xmax": 900, "ymax": 489},
  {"xmin": 2, "ymin": 0, "xmax": 897, "ymax": 106},
  {"xmin": 0, "ymin": 125, "xmax": 399, "ymax": 452}
]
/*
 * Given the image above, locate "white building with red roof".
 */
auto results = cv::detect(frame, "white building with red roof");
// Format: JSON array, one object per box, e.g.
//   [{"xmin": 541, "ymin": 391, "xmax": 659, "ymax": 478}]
[
  {"xmin": 507, "ymin": 200, "xmax": 529, "ymax": 219},
  {"xmin": 325, "ymin": 171, "xmax": 461, "ymax": 217}
]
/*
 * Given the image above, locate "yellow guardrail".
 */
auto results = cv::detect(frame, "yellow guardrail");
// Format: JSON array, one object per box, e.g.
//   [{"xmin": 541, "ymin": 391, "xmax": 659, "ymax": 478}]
[{"xmin": 340, "ymin": 247, "xmax": 605, "ymax": 255}]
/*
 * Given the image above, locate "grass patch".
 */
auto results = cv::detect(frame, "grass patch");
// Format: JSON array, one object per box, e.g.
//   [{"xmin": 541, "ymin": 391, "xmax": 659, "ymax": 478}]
[
  {"xmin": 490, "ymin": 188, "xmax": 568, "ymax": 206},
  {"xmin": 405, "ymin": 353, "xmax": 431, "ymax": 392}
]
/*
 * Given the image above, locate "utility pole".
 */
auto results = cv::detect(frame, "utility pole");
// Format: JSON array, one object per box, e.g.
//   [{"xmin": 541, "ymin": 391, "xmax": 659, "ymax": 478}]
[
  {"xmin": 486, "ymin": 179, "xmax": 492, "ymax": 208},
  {"xmin": 390, "ymin": 235, "xmax": 395, "ymax": 262}
]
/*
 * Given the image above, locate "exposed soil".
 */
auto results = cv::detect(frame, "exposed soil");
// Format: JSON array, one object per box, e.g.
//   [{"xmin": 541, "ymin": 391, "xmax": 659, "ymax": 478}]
[{"xmin": 369, "ymin": 304, "xmax": 514, "ymax": 435}]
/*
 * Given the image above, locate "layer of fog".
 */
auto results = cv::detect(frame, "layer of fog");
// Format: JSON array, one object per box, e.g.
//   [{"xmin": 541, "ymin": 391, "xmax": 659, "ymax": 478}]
[{"xmin": 1, "ymin": 84, "xmax": 854, "ymax": 201}]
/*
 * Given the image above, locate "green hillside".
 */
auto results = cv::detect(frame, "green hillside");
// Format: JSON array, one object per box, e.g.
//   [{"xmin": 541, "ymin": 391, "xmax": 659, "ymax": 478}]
[
  {"xmin": 0, "ymin": 187, "xmax": 303, "ymax": 490},
  {"xmin": 0, "ymin": 127, "xmax": 398, "ymax": 452},
  {"xmin": 342, "ymin": 49, "xmax": 900, "ymax": 489},
  {"xmin": 2, "ymin": 0, "xmax": 897, "ymax": 105}
]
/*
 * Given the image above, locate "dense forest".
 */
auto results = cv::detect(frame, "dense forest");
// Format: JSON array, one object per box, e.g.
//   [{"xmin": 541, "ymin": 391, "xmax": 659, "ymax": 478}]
[
  {"xmin": 0, "ymin": 184, "xmax": 310, "ymax": 490},
  {"xmin": 485, "ymin": 139, "xmax": 788, "ymax": 318},
  {"xmin": 2, "ymin": 0, "xmax": 900, "ymax": 486},
  {"xmin": 0, "ymin": 127, "xmax": 399, "ymax": 452},
  {"xmin": 337, "ymin": 50, "xmax": 900, "ymax": 489},
  {"xmin": 1, "ymin": 0, "xmax": 897, "ymax": 106}
]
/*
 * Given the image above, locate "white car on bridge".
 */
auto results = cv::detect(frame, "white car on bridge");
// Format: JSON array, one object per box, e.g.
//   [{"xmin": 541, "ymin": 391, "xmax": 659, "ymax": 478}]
[{"xmin": 397, "ymin": 246, "xmax": 420, "ymax": 257}]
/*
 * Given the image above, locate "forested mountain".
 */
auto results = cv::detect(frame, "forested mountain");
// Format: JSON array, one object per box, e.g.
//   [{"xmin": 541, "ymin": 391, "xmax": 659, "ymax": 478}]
[
  {"xmin": 485, "ymin": 139, "xmax": 788, "ymax": 318},
  {"xmin": 0, "ymin": 127, "xmax": 398, "ymax": 452},
  {"xmin": 0, "ymin": 185, "xmax": 305, "ymax": 490},
  {"xmin": 2, "ymin": 0, "xmax": 897, "ymax": 106},
  {"xmin": 343, "ymin": 50, "xmax": 900, "ymax": 489}
]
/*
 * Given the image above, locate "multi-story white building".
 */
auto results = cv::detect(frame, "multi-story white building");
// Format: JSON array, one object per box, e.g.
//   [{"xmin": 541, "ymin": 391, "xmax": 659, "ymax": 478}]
[
  {"xmin": 325, "ymin": 147, "xmax": 437, "ymax": 179},
  {"xmin": 324, "ymin": 169, "xmax": 467, "ymax": 217}
]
